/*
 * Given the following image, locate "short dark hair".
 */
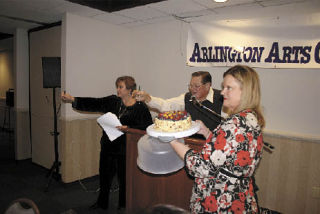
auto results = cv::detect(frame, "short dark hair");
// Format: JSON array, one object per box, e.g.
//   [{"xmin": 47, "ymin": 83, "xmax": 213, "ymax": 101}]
[
  {"xmin": 191, "ymin": 71, "xmax": 211, "ymax": 84},
  {"xmin": 115, "ymin": 76, "xmax": 136, "ymax": 92}
]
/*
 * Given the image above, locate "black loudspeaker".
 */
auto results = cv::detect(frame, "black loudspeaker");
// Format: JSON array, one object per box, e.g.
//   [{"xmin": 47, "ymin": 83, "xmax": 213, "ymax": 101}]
[
  {"xmin": 6, "ymin": 89, "xmax": 14, "ymax": 107},
  {"xmin": 42, "ymin": 57, "xmax": 61, "ymax": 88}
]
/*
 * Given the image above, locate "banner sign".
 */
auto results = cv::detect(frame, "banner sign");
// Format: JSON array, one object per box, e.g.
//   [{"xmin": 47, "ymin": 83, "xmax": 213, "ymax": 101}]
[{"xmin": 187, "ymin": 19, "xmax": 320, "ymax": 68}]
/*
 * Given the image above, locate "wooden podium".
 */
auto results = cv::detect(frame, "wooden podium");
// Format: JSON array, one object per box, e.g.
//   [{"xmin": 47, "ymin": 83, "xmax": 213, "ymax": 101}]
[{"xmin": 125, "ymin": 128, "xmax": 205, "ymax": 214}]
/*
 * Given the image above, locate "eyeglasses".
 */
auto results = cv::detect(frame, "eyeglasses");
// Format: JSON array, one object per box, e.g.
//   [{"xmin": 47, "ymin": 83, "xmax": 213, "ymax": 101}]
[{"xmin": 188, "ymin": 84, "xmax": 203, "ymax": 90}]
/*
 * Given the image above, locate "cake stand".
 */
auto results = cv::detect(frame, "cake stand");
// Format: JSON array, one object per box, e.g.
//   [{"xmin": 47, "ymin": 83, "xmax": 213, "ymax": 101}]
[{"xmin": 146, "ymin": 121, "xmax": 200, "ymax": 142}]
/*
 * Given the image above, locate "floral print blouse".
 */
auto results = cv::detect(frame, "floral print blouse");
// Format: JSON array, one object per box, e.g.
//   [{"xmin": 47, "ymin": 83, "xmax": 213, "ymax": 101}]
[{"xmin": 185, "ymin": 109, "xmax": 263, "ymax": 214}]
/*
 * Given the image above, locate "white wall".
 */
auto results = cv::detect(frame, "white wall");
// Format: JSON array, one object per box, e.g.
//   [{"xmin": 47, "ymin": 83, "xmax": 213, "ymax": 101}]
[
  {"xmin": 128, "ymin": 21, "xmax": 193, "ymax": 98},
  {"xmin": 14, "ymin": 28, "xmax": 30, "ymax": 159},
  {"xmin": 258, "ymin": 68, "xmax": 319, "ymax": 138},
  {"xmin": 29, "ymin": 26, "xmax": 61, "ymax": 167},
  {"xmin": 62, "ymin": 11, "xmax": 320, "ymax": 139},
  {"xmin": 15, "ymin": 29, "xmax": 29, "ymax": 110},
  {"xmin": 128, "ymin": 19, "xmax": 320, "ymax": 139},
  {"xmin": 62, "ymin": 13, "xmax": 130, "ymax": 120}
]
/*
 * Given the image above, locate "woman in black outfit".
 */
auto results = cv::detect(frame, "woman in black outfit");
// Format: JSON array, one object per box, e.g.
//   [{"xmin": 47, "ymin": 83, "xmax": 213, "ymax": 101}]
[{"xmin": 61, "ymin": 76, "xmax": 153, "ymax": 211}]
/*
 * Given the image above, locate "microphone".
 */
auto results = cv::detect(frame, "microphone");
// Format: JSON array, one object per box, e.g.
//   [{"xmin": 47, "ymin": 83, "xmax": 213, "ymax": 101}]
[
  {"xmin": 190, "ymin": 95, "xmax": 274, "ymax": 151},
  {"xmin": 189, "ymin": 95, "xmax": 222, "ymax": 119},
  {"xmin": 189, "ymin": 96, "xmax": 198, "ymax": 106}
]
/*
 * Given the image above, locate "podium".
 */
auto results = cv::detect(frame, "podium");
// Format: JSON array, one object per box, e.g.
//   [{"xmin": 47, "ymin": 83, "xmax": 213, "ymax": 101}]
[{"xmin": 124, "ymin": 128, "xmax": 205, "ymax": 213}]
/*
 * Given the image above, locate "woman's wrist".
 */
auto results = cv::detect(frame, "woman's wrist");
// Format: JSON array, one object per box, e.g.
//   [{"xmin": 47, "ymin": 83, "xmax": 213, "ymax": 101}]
[{"xmin": 205, "ymin": 128, "xmax": 211, "ymax": 139}]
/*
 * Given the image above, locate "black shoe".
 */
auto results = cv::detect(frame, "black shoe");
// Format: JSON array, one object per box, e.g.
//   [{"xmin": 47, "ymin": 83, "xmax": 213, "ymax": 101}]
[{"xmin": 89, "ymin": 202, "xmax": 108, "ymax": 210}]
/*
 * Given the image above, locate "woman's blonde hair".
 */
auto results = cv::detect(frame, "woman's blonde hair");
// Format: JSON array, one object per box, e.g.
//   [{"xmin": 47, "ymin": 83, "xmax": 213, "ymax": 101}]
[{"xmin": 223, "ymin": 65, "xmax": 265, "ymax": 128}]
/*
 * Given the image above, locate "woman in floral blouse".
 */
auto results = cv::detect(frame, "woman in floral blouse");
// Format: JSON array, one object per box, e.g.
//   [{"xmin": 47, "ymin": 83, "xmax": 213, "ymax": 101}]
[{"xmin": 170, "ymin": 65, "xmax": 265, "ymax": 214}]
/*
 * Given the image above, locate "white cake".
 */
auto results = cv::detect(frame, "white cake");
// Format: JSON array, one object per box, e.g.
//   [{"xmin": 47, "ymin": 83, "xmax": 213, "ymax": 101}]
[{"xmin": 154, "ymin": 111, "xmax": 192, "ymax": 132}]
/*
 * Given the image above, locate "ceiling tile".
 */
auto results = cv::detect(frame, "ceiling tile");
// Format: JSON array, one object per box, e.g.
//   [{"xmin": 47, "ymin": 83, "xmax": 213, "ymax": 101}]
[
  {"xmin": 65, "ymin": 0, "xmax": 166, "ymax": 12},
  {"xmin": 143, "ymin": 16, "xmax": 176, "ymax": 24},
  {"xmin": 0, "ymin": 0, "xmax": 317, "ymax": 34},
  {"xmin": 12, "ymin": 0, "xmax": 65, "ymax": 11},
  {"xmin": 0, "ymin": 16, "xmax": 40, "ymax": 32},
  {"xmin": 175, "ymin": 9, "xmax": 215, "ymax": 20},
  {"xmin": 53, "ymin": 1, "xmax": 102, "ymax": 18},
  {"xmin": 113, "ymin": 5, "xmax": 167, "ymax": 20},
  {"xmin": 212, "ymin": 2, "xmax": 263, "ymax": 15},
  {"xmin": 17, "ymin": 10, "xmax": 60, "ymax": 24},
  {"xmin": 259, "ymin": 0, "xmax": 307, "ymax": 7},
  {"xmin": 149, "ymin": 0, "xmax": 207, "ymax": 15},
  {"xmin": 193, "ymin": 0, "xmax": 256, "ymax": 9},
  {"xmin": 93, "ymin": 13, "xmax": 135, "ymax": 25}
]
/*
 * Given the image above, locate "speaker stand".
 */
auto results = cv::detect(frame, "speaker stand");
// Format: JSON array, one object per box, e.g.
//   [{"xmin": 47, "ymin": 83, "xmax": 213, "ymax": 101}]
[{"xmin": 45, "ymin": 87, "xmax": 61, "ymax": 192}]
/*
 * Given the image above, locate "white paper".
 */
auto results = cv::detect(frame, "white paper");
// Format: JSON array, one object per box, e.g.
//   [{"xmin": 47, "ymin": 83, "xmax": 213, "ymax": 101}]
[{"xmin": 97, "ymin": 112, "xmax": 124, "ymax": 141}]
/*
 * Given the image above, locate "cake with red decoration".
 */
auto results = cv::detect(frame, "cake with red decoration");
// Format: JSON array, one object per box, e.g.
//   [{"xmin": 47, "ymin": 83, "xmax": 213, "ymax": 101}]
[{"xmin": 154, "ymin": 110, "xmax": 192, "ymax": 132}]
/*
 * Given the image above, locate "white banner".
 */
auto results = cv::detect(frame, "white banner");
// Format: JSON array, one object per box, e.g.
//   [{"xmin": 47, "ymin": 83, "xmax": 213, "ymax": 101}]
[{"xmin": 187, "ymin": 15, "xmax": 320, "ymax": 68}]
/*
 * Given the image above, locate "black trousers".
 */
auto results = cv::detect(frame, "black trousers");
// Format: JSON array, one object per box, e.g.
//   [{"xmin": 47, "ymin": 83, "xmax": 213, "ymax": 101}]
[{"xmin": 97, "ymin": 140, "xmax": 126, "ymax": 209}]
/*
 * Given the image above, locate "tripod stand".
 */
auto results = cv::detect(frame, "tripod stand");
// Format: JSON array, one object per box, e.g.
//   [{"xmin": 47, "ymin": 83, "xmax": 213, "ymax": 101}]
[{"xmin": 45, "ymin": 87, "xmax": 61, "ymax": 191}]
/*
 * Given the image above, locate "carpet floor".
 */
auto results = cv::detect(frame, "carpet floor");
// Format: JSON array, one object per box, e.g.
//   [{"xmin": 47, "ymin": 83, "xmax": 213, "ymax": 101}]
[{"xmin": 0, "ymin": 129, "xmax": 120, "ymax": 214}]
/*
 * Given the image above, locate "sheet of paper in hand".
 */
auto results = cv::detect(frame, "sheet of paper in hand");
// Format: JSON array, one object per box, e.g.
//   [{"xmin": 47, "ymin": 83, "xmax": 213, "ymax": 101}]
[{"xmin": 97, "ymin": 112, "xmax": 123, "ymax": 141}]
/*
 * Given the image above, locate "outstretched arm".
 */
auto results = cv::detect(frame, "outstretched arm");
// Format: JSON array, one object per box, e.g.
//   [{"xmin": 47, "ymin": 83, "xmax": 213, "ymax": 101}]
[
  {"xmin": 133, "ymin": 90, "xmax": 185, "ymax": 112},
  {"xmin": 62, "ymin": 92, "xmax": 117, "ymax": 113}
]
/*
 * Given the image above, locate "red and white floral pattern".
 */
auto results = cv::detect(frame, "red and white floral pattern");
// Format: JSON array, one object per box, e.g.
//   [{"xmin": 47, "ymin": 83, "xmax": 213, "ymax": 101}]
[{"xmin": 185, "ymin": 110, "xmax": 263, "ymax": 213}]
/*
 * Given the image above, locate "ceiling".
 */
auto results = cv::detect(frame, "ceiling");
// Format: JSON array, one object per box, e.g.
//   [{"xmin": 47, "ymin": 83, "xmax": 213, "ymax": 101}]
[{"xmin": 0, "ymin": 0, "xmax": 318, "ymax": 39}]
